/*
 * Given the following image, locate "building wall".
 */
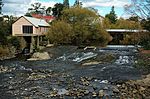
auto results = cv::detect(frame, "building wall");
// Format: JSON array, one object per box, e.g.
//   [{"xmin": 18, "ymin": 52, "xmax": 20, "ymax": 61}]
[
  {"xmin": 12, "ymin": 17, "xmax": 37, "ymax": 36},
  {"xmin": 36, "ymin": 27, "xmax": 49, "ymax": 35},
  {"xmin": 12, "ymin": 17, "xmax": 49, "ymax": 36}
]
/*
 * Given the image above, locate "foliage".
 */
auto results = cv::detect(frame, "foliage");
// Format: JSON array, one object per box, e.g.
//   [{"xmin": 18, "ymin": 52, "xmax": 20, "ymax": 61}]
[
  {"xmin": 135, "ymin": 53, "xmax": 150, "ymax": 73},
  {"xmin": 62, "ymin": 7, "xmax": 112, "ymax": 45},
  {"xmin": 102, "ymin": 18, "xmax": 111, "ymax": 29},
  {"xmin": 63, "ymin": 0, "xmax": 69, "ymax": 8},
  {"xmin": 127, "ymin": 16, "xmax": 139, "ymax": 22},
  {"xmin": 0, "ymin": 16, "xmax": 15, "ymax": 41},
  {"xmin": 124, "ymin": 0, "xmax": 150, "ymax": 49},
  {"xmin": 114, "ymin": 18, "xmax": 141, "ymax": 29},
  {"xmin": 8, "ymin": 36, "xmax": 20, "ymax": 49},
  {"xmin": 52, "ymin": 3, "xmax": 64, "ymax": 18},
  {"xmin": 105, "ymin": 6, "xmax": 117, "ymax": 24},
  {"xmin": 46, "ymin": 7, "xmax": 52, "ymax": 15},
  {"xmin": 0, "ymin": 46, "xmax": 9, "ymax": 57},
  {"xmin": 47, "ymin": 7, "xmax": 112, "ymax": 46},
  {"xmin": 27, "ymin": 2, "xmax": 46, "ymax": 15},
  {"xmin": 47, "ymin": 20, "xmax": 73, "ymax": 44},
  {"xmin": 141, "ymin": 18, "xmax": 150, "ymax": 31},
  {"xmin": 0, "ymin": 19, "xmax": 12, "ymax": 45},
  {"xmin": 140, "ymin": 19, "xmax": 150, "ymax": 49},
  {"xmin": 139, "ymin": 31, "xmax": 150, "ymax": 49},
  {"xmin": 103, "ymin": 17, "xmax": 141, "ymax": 30},
  {"xmin": 0, "ymin": 21, "xmax": 7, "ymax": 44},
  {"xmin": 73, "ymin": 0, "xmax": 82, "ymax": 7}
]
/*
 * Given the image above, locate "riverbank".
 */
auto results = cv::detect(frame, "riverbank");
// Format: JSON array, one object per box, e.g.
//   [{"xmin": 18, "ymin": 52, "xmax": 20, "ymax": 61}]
[
  {"xmin": 114, "ymin": 51, "xmax": 150, "ymax": 98},
  {"xmin": 115, "ymin": 74, "xmax": 150, "ymax": 98},
  {"xmin": 135, "ymin": 51, "xmax": 150, "ymax": 74}
]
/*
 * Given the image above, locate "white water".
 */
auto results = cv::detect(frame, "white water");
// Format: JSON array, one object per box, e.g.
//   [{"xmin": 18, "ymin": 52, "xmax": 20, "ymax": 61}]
[
  {"xmin": 57, "ymin": 52, "xmax": 97, "ymax": 62},
  {"xmin": 115, "ymin": 55, "xmax": 134, "ymax": 65}
]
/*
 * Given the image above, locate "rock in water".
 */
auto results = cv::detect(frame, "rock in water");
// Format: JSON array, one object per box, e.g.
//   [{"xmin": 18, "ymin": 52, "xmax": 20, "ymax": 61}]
[
  {"xmin": 28, "ymin": 52, "xmax": 51, "ymax": 61},
  {"xmin": 57, "ymin": 89, "xmax": 68, "ymax": 95},
  {"xmin": 99, "ymin": 90, "xmax": 105, "ymax": 97},
  {"xmin": 112, "ymin": 86, "xmax": 120, "ymax": 93}
]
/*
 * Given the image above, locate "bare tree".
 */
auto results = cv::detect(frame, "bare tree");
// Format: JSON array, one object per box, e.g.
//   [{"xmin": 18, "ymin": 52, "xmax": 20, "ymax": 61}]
[{"xmin": 124, "ymin": 0, "xmax": 150, "ymax": 19}]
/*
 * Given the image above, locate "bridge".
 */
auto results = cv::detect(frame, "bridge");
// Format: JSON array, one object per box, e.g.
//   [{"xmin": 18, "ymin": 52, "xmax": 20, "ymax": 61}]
[{"xmin": 106, "ymin": 29, "xmax": 148, "ymax": 45}]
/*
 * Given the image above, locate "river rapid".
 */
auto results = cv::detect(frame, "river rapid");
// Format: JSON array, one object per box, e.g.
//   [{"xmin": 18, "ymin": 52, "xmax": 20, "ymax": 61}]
[{"xmin": 0, "ymin": 45, "xmax": 142, "ymax": 99}]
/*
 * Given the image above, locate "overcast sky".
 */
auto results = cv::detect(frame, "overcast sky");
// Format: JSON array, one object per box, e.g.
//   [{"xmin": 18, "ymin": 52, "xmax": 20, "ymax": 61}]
[{"xmin": 2, "ymin": 0, "xmax": 131, "ymax": 18}]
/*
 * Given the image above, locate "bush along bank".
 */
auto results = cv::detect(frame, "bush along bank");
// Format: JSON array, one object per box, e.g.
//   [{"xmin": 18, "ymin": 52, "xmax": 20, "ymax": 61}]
[
  {"xmin": 0, "ymin": 45, "xmax": 16, "ymax": 60},
  {"xmin": 134, "ymin": 52, "xmax": 150, "ymax": 74}
]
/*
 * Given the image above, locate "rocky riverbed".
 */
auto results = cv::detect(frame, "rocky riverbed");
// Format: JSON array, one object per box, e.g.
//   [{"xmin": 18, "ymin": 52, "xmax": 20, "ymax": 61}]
[{"xmin": 0, "ymin": 45, "xmax": 149, "ymax": 99}]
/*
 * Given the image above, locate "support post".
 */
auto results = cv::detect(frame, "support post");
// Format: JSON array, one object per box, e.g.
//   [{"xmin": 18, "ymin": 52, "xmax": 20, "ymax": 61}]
[
  {"xmin": 37, "ymin": 36, "xmax": 39, "ymax": 48},
  {"xmin": 30, "ymin": 36, "xmax": 34, "ymax": 53}
]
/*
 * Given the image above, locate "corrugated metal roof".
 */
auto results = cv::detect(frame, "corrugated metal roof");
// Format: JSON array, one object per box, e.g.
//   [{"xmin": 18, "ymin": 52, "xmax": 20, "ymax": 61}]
[
  {"xmin": 106, "ymin": 29, "xmax": 148, "ymax": 33},
  {"xmin": 23, "ymin": 16, "xmax": 50, "ymax": 27}
]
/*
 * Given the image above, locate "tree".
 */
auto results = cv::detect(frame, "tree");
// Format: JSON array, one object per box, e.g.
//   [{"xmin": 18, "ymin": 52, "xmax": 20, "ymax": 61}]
[
  {"xmin": 114, "ymin": 18, "xmax": 141, "ymax": 29},
  {"xmin": 47, "ymin": 7, "xmax": 112, "ymax": 46},
  {"xmin": 47, "ymin": 20, "xmax": 73, "ymax": 44},
  {"xmin": 102, "ymin": 18, "xmax": 111, "ymax": 29},
  {"xmin": 0, "ymin": 16, "xmax": 15, "ymax": 45},
  {"xmin": 139, "ymin": 18, "xmax": 150, "ymax": 49},
  {"xmin": 73, "ymin": 0, "xmax": 82, "ymax": 7},
  {"xmin": 124, "ymin": 0, "xmax": 150, "ymax": 49},
  {"xmin": 124, "ymin": 0, "xmax": 150, "ymax": 19},
  {"xmin": 52, "ymin": 3, "xmax": 64, "ymax": 18},
  {"xmin": 26, "ymin": 2, "xmax": 46, "ymax": 16},
  {"xmin": 46, "ymin": 7, "xmax": 52, "ymax": 15},
  {"xmin": 0, "ymin": 21, "xmax": 7, "ymax": 45},
  {"xmin": 141, "ymin": 18, "xmax": 150, "ymax": 31},
  {"xmin": 63, "ymin": 0, "xmax": 69, "ymax": 8},
  {"xmin": 128, "ymin": 16, "xmax": 139, "ymax": 22},
  {"xmin": 105, "ymin": 6, "xmax": 117, "ymax": 24}
]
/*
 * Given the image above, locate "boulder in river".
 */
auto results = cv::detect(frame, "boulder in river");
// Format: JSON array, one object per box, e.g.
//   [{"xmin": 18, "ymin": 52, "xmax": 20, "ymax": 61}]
[{"xmin": 27, "ymin": 52, "xmax": 51, "ymax": 61}]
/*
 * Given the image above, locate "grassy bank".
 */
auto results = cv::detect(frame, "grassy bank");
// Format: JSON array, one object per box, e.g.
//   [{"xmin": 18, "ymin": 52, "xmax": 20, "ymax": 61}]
[
  {"xmin": 135, "ymin": 52, "xmax": 150, "ymax": 74},
  {"xmin": 0, "ymin": 46, "xmax": 16, "ymax": 60}
]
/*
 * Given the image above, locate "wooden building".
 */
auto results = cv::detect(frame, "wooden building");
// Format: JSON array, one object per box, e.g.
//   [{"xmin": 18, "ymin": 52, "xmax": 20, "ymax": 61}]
[{"xmin": 12, "ymin": 16, "xmax": 50, "ymax": 52}]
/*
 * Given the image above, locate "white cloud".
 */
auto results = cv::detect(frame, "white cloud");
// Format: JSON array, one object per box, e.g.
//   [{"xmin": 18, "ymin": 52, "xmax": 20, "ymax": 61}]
[
  {"xmin": 82, "ymin": 0, "xmax": 130, "ymax": 7},
  {"xmin": 2, "ymin": 0, "xmax": 130, "ymax": 17},
  {"xmin": 2, "ymin": 0, "xmax": 57, "ymax": 16}
]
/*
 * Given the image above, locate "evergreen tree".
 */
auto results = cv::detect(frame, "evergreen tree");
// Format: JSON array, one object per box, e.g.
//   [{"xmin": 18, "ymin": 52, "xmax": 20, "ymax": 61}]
[
  {"xmin": 63, "ymin": 0, "xmax": 69, "ymax": 8},
  {"xmin": 73, "ymin": 0, "xmax": 82, "ymax": 7},
  {"xmin": 52, "ymin": 3, "xmax": 64, "ymax": 18},
  {"xmin": 105, "ymin": 6, "xmax": 117, "ymax": 24}
]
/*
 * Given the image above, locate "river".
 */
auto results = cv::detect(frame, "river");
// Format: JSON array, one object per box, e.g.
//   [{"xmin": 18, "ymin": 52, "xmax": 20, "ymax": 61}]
[{"xmin": 0, "ymin": 45, "xmax": 142, "ymax": 99}]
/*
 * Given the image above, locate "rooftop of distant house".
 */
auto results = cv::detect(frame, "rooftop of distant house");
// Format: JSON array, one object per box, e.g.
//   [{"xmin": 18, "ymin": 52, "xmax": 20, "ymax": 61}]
[{"xmin": 31, "ymin": 14, "xmax": 55, "ymax": 22}]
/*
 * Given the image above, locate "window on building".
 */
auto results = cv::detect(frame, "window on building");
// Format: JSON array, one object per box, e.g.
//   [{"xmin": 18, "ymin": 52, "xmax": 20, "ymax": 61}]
[{"xmin": 22, "ymin": 25, "xmax": 33, "ymax": 34}]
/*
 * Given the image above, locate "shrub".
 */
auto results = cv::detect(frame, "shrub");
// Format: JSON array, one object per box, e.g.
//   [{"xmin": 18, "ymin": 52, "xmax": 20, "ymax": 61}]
[
  {"xmin": 8, "ymin": 36, "xmax": 20, "ymax": 49},
  {"xmin": 139, "ymin": 32, "xmax": 150, "ymax": 50},
  {"xmin": 0, "ymin": 46, "xmax": 9, "ymax": 57}
]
